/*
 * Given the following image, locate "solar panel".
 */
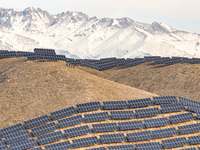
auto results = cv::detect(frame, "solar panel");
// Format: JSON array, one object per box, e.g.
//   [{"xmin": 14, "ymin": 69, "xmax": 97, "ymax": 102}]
[
  {"xmin": 162, "ymin": 137, "xmax": 189, "ymax": 149},
  {"xmin": 151, "ymin": 127, "xmax": 179, "ymax": 138},
  {"xmin": 0, "ymin": 145, "xmax": 9, "ymax": 150},
  {"xmin": 29, "ymin": 147, "xmax": 43, "ymax": 150},
  {"xmin": 34, "ymin": 48, "xmax": 56, "ymax": 55},
  {"xmin": 99, "ymin": 133, "xmax": 127, "ymax": 143},
  {"xmin": 135, "ymin": 107, "xmax": 161, "ymax": 118},
  {"xmin": 103, "ymin": 101, "xmax": 129, "ymax": 109},
  {"xmin": 37, "ymin": 131, "xmax": 65, "ymax": 145},
  {"xmin": 178, "ymin": 123, "xmax": 200, "ymax": 134},
  {"xmin": 44, "ymin": 141, "xmax": 73, "ymax": 150},
  {"xmin": 153, "ymin": 96, "xmax": 178, "ymax": 104},
  {"xmin": 31, "ymin": 122, "xmax": 58, "ymax": 136},
  {"xmin": 118, "ymin": 120, "xmax": 145, "ymax": 130},
  {"xmin": 169, "ymin": 112, "xmax": 196, "ymax": 124},
  {"xmin": 58, "ymin": 115, "xmax": 84, "ymax": 128},
  {"xmin": 178, "ymin": 96, "xmax": 200, "ymax": 106},
  {"xmin": 196, "ymin": 112, "xmax": 200, "ymax": 119},
  {"xmin": 76, "ymin": 101, "xmax": 102, "ymax": 112},
  {"xmin": 126, "ymin": 130, "xmax": 153, "ymax": 142},
  {"xmin": 92, "ymin": 122, "xmax": 119, "ymax": 132},
  {"xmin": 188, "ymin": 135, "xmax": 200, "ymax": 145},
  {"xmin": 50, "ymin": 106, "xmax": 77, "ymax": 120},
  {"xmin": 9, "ymin": 138, "xmax": 38, "ymax": 150},
  {"xmin": 144, "ymin": 117, "xmax": 170, "ymax": 128},
  {"xmin": 4, "ymin": 130, "xmax": 31, "ymax": 144},
  {"xmin": 135, "ymin": 142, "xmax": 163, "ymax": 150},
  {"xmin": 128, "ymin": 98, "xmax": 154, "ymax": 108},
  {"xmin": 0, "ymin": 138, "xmax": 5, "ymax": 146},
  {"xmin": 110, "ymin": 110, "xmax": 136, "ymax": 119},
  {"xmin": 72, "ymin": 136, "xmax": 100, "ymax": 148},
  {"xmin": 187, "ymin": 104, "xmax": 200, "ymax": 113},
  {"xmin": 24, "ymin": 115, "xmax": 51, "ymax": 129},
  {"xmin": 64, "ymin": 125, "xmax": 91, "ymax": 138},
  {"xmin": 107, "ymin": 144, "xmax": 135, "ymax": 150},
  {"xmin": 0, "ymin": 123, "xmax": 25, "ymax": 137},
  {"xmin": 87, "ymin": 147, "xmax": 106, "ymax": 150},
  {"xmin": 160, "ymin": 103, "xmax": 186, "ymax": 113},
  {"xmin": 84, "ymin": 112, "xmax": 111, "ymax": 122}
]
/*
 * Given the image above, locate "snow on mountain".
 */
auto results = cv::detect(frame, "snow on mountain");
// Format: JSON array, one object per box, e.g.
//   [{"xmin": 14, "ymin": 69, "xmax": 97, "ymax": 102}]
[{"xmin": 0, "ymin": 7, "xmax": 200, "ymax": 58}]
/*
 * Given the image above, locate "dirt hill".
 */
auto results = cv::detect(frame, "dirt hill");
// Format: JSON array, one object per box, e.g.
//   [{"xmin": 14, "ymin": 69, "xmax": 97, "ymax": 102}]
[
  {"xmin": 79, "ymin": 63, "xmax": 200, "ymax": 101},
  {"xmin": 0, "ymin": 58, "xmax": 157, "ymax": 128}
]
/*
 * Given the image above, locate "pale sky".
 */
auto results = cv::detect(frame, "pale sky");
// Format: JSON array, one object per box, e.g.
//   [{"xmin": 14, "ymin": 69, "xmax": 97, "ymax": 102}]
[{"xmin": 1, "ymin": 0, "xmax": 200, "ymax": 34}]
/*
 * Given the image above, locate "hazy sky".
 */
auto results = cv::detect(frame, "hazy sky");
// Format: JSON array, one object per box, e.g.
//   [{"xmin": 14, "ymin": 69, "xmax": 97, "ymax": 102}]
[{"xmin": 1, "ymin": 0, "xmax": 200, "ymax": 34}]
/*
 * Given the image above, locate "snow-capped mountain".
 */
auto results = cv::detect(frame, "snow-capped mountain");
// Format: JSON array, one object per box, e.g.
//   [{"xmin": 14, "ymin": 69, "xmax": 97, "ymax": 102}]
[{"xmin": 0, "ymin": 7, "xmax": 200, "ymax": 58}]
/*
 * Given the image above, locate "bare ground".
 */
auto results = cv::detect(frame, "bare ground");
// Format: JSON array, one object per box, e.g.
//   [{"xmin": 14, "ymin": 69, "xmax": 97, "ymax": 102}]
[
  {"xmin": 0, "ymin": 58, "xmax": 157, "ymax": 128},
  {"xmin": 79, "ymin": 62, "xmax": 200, "ymax": 101}
]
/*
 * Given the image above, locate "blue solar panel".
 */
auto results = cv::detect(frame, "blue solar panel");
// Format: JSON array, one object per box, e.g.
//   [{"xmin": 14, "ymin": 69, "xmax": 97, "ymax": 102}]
[
  {"xmin": 84, "ymin": 112, "xmax": 111, "ymax": 122},
  {"xmin": 100, "ymin": 133, "xmax": 127, "ymax": 143},
  {"xmin": 64, "ymin": 125, "xmax": 91, "ymax": 137},
  {"xmin": 0, "ymin": 138, "xmax": 5, "ymax": 146},
  {"xmin": 118, "ymin": 120, "xmax": 145, "ymax": 130},
  {"xmin": 29, "ymin": 147, "xmax": 43, "ymax": 150},
  {"xmin": 135, "ymin": 142, "xmax": 163, "ymax": 150},
  {"xmin": 178, "ymin": 96, "xmax": 199, "ymax": 106},
  {"xmin": 0, "ymin": 145, "xmax": 9, "ymax": 150},
  {"xmin": 187, "ymin": 104, "xmax": 200, "ymax": 113},
  {"xmin": 153, "ymin": 96, "xmax": 178, "ymax": 104},
  {"xmin": 72, "ymin": 136, "xmax": 100, "ymax": 148},
  {"xmin": 4, "ymin": 130, "xmax": 31, "ymax": 144},
  {"xmin": 24, "ymin": 115, "xmax": 51, "ymax": 129},
  {"xmin": 162, "ymin": 137, "xmax": 189, "ymax": 149},
  {"xmin": 144, "ymin": 117, "xmax": 170, "ymax": 128},
  {"xmin": 126, "ymin": 131, "xmax": 153, "ymax": 142},
  {"xmin": 196, "ymin": 112, "xmax": 200, "ymax": 119},
  {"xmin": 152, "ymin": 127, "xmax": 179, "ymax": 138},
  {"xmin": 0, "ymin": 123, "xmax": 25, "ymax": 137},
  {"xmin": 188, "ymin": 135, "xmax": 200, "ymax": 145},
  {"xmin": 110, "ymin": 110, "xmax": 136, "ymax": 119},
  {"xmin": 128, "ymin": 98, "xmax": 154, "ymax": 108},
  {"xmin": 103, "ymin": 101, "xmax": 129, "ymax": 109},
  {"xmin": 169, "ymin": 112, "xmax": 196, "ymax": 124},
  {"xmin": 87, "ymin": 147, "xmax": 106, "ymax": 150},
  {"xmin": 76, "ymin": 101, "xmax": 102, "ymax": 112},
  {"xmin": 44, "ymin": 141, "xmax": 73, "ymax": 150},
  {"xmin": 178, "ymin": 123, "xmax": 200, "ymax": 134},
  {"xmin": 31, "ymin": 122, "xmax": 58, "ymax": 136},
  {"xmin": 92, "ymin": 122, "xmax": 119, "ymax": 132},
  {"xmin": 107, "ymin": 144, "xmax": 135, "ymax": 150},
  {"xmin": 9, "ymin": 138, "xmax": 38, "ymax": 150},
  {"xmin": 58, "ymin": 115, "xmax": 84, "ymax": 128},
  {"xmin": 160, "ymin": 103, "xmax": 186, "ymax": 113},
  {"xmin": 37, "ymin": 131, "xmax": 65, "ymax": 145},
  {"xmin": 50, "ymin": 106, "xmax": 77, "ymax": 120},
  {"xmin": 135, "ymin": 107, "xmax": 161, "ymax": 118}
]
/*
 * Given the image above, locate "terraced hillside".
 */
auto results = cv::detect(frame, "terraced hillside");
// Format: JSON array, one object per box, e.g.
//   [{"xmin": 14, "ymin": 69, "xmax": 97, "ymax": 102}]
[
  {"xmin": 0, "ymin": 57, "xmax": 156, "ymax": 128},
  {"xmin": 1, "ymin": 96, "xmax": 200, "ymax": 150}
]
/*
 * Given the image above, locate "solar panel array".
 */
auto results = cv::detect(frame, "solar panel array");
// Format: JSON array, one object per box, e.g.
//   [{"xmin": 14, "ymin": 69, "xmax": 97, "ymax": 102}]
[
  {"xmin": 135, "ymin": 142, "xmax": 163, "ymax": 150},
  {"xmin": 2, "ymin": 96, "xmax": 200, "ymax": 150},
  {"xmin": 162, "ymin": 137, "xmax": 189, "ymax": 149},
  {"xmin": 1, "ymin": 49, "xmax": 200, "ymax": 71}
]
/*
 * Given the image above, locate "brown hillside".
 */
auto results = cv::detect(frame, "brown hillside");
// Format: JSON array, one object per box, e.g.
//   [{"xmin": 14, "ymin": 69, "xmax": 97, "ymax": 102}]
[
  {"xmin": 79, "ymin": 63, "xmax": 200, "ymax": 101},
  {"xmin": 0, "ymin": 58, "xmax": 157, "ymax": 128}
]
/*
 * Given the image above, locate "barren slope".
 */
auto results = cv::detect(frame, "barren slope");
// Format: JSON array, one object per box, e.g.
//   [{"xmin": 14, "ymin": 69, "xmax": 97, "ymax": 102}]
[
  {"xmin": 0, "ymin": 58, "xmax": 157, "ymax": 128},
  {"xmin": 80, "ymin": 63, "xmax": 200, "ymax": 101}
]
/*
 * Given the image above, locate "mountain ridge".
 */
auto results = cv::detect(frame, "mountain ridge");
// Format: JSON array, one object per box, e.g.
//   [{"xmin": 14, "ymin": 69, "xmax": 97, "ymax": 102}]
[{"xmin": 0, "ymin": 7, "xmax": 200, "ymax": 58}]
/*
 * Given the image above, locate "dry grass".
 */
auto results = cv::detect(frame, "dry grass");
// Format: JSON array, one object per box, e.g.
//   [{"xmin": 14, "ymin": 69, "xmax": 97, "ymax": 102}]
[
  {"xmin": 0, "ymin": 58, "xmax": 157, "ymax": 128},
  {"xmin": 80, "ymin": 63, "xmax": 200, "ymax": 101}
]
